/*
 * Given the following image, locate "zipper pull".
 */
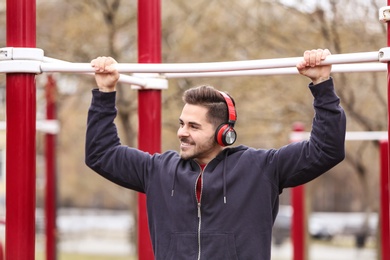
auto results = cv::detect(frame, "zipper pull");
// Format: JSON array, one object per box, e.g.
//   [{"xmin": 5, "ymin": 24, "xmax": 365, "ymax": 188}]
[{"xmin": 197, "ymin": 203, "xmax": 201, "ymax": 218}]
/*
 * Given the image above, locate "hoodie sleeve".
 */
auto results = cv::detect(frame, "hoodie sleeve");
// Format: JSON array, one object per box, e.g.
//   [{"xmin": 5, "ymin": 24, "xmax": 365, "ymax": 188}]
[
  {"xmin": 272, "ymin": 78, "xmax": 346, "ymax": 192},
  {"xmin": 85, "ymin": 89, "xmax": 149, "ymax": 193}
]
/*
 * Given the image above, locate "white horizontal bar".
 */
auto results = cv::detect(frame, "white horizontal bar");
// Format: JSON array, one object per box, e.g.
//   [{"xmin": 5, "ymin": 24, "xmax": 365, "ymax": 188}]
[
  {"xmin": 0, "ymin": 120, "xmax": 60, "ymax": 134},
  {"xmin": 331, "ymin": 63, "xmax": 387, "ymax": 72},
  {"xmin": 0, "ymin": 60, "xmax": 42, "ymax": 73},
  {"xmin": 42, "ymin": 57, "xmax": 152, "ymax": 87},
  {"xmin": 39, "ymin": 51, "xmax": 381, "ymax": 74},
  {"xmin": 165, "ymin": 63, "xmax": 387, "ymax": 78},
  {"xmin": 290, "ymin": 131, "xmax": 388, "ymax": 141},
  {"xmin": 36, "ymin": 120, "xmax": 60, "ymax": 134},
  {"xmin": 0, "ymin": 49, "xmax": 385, "ymax": 87}
]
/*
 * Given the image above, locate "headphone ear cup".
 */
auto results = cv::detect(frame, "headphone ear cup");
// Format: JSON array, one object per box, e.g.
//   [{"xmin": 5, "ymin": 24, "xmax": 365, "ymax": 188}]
[
  {"xmin": 215, "ymin": 124, "xmax": 228, "ymax": 146},
  {"xmin": 215, "ymin": 124, "xmax": 237, "ymax": 146}
]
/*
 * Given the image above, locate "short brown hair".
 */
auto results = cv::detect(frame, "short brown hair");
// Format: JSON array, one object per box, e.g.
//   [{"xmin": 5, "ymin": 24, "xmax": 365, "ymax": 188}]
[{"xmin": 182, "ymin": 85, "xmax": 235, "ymax": 128}]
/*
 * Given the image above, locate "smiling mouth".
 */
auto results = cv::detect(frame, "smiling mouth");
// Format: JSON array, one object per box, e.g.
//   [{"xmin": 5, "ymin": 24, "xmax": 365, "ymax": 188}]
[
  {"xmin": 180, "ymin": 142, "xmax": 192, "ymax": 148},
  {"xmin": 180, "ymin": 140, "xmax": 194, "ymax": 150}
]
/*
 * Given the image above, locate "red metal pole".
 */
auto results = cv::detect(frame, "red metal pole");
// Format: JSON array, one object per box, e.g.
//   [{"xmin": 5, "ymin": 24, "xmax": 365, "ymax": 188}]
[
  {"xmin": 5, "ymin": 0, "xmax": 37, "ymax": 259},
  {"xmin": 137, "ymin": 0, "xmax": 161, "ymax": 259},
  {"xmin": 0, "ymin": 220, "xmax": 4, "ymax": 260},
  {"xmin": 291, "ymin": 186, "xmax": 305, "ymax": 260},
  {"xmin": 386, "ymin": 1, "xmax": 390, "ymax": 259},
  {"xmin": 380, "ymin": 141, "xmax": 390, "ymax": 260},
  {"xmin": 45, "ymin": 75, "xmax": 57, "ymax": 260},
  {"xmin": 291, "ymin": 122, "xmax": 306, "ymax": 260}
]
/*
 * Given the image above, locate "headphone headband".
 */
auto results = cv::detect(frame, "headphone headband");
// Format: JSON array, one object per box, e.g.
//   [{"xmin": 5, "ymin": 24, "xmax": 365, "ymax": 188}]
[
  {"xmin": 219, "ymin": 91, "xmax": 237, "ymax": 126},
  {"xmin": 215, "ymin": 91, "xmax": 237, "ymax": 146}
]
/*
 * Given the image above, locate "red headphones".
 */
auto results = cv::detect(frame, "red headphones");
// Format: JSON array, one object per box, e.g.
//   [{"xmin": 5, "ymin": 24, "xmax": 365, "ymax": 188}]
[{"xmin": 215, "ymin": 91, "xmax": 237, "ymax": 146}]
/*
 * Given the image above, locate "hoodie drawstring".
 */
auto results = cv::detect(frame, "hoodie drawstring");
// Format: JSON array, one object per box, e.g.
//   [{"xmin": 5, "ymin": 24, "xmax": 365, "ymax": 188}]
[
  {"xmin": 223, "ymin": 152, "xmax": 228, "ymax": 204},
  {"xmin": 171, "ymin": 151, "xmax": 229, "ymax": 205},
  {"xmin": 171, "ymin": 162, "xmax": 180, "ymax": 197}
]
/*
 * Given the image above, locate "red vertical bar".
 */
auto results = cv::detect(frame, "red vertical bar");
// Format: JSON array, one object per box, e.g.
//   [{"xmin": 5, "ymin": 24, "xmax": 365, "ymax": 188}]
[
  {"xmin": 292, "ymin": 186, "xmax": 305, "ymax": 260},
  {"xmin": 291, "ymin": 122, "xmax": 306, "ymax": 260},
  {"xmin": 386, "ymin": 1, "xmax": 390, "ymax": 259},
  {"xmin": 45, "ymin": 75, "xmax": 57, "ymax": 260},
  {"xmin": 380, "ymin": 141, "xmax": 390, "ymax": 260},
  {"xmin": 137, "ymin": 0, "xmax": 161, "ymax": 259},
  {"xmin": 6, "ymin": 0, "xmax": 37, "ymax": 259}
]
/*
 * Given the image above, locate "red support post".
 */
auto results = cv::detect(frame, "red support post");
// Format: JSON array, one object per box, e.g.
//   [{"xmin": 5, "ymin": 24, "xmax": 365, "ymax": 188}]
[
  {"xmin": 45, "ymin": 75, "xmax": 57, "ymax": 260},
  {"xmin": 5, "ymin": 0, "xmax": 37, "ymax": 259},
  {"xmin": 137, "ymin": 0, "xmax": 161, "ymax": 259},
  {"xmin": 380, "ymin": 141, "xmax": 390, "ymax": 260},
  {"xmin": 0, "ymin": 242, "xmax": 3, "ymax": 260},
  {"xmin": 291, "ymin": 186, "xmax": 305, "ymax": 260},
  {"xmin": 386, "ymin": 1, "xmax": 390, "ymax": 259},
  {"xmin": 291, "ymin": 122, "xmax": 306, "ymax": 260}
]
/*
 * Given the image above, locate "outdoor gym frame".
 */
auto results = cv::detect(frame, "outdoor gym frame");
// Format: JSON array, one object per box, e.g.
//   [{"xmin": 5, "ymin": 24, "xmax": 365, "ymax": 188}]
[
  {"xmin": 2, "ymin": 0, "xmax": 390, "ymax": 260},
  {"xmin": 290, "ymin": 128, "xmax": 389, "ymax": 260}
]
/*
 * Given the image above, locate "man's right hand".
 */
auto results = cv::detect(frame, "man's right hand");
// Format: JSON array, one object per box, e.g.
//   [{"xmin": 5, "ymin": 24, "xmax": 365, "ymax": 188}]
[{"xmin": 91, "ymin": 56, "xmax": 120, "ymax": 92}]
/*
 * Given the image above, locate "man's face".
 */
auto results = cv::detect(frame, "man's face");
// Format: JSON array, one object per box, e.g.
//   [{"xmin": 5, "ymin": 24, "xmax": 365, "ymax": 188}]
[{"xmin": 177, "ymin": 104, "xmax": 222, "ymax": 165}]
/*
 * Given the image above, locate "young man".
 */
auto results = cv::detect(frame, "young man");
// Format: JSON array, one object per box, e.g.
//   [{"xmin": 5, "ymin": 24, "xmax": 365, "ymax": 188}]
[{"xmin": 86, "ymin": 49, "xmax": 346, "ymax": 259}]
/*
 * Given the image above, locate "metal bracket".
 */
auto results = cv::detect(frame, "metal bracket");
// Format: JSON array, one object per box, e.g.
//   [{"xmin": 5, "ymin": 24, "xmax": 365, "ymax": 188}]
[
  {"xmin": 131, "ymin": 73, "xmax": 168, "ymax": 90},
  {"xmin": 0, "ymin": 47, "xmax": 44, "ymax": 73},
  {"xmin": 0, "ymin": 47, "xmax": 44, "ymax": 61}
]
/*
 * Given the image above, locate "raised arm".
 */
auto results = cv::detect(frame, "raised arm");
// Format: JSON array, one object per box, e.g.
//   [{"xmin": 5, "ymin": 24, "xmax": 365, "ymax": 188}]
[
  {"xmin": 85, "ymin": 56, "xmax": 148, "ymax": 192},
  {"xmin": 272, "ymin": 49, "xmax": 346, "ymax": 191}
]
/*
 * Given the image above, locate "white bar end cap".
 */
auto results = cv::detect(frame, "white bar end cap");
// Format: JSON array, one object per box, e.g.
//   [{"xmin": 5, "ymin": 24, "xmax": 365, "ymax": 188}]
[{"xmin": 379, "ymin": 6, "xmax": 390, "ymax": 23}]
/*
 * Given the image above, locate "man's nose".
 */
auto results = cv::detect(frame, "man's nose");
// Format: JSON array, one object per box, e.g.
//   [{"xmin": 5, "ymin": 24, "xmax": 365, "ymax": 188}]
[{"xmin": 178, "ymin": 126, "xmax": 189, "ymax": 137}]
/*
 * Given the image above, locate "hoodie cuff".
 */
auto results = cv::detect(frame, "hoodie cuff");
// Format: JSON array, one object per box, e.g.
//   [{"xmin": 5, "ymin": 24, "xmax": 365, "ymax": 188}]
[
  {"xmin": 309, "ymin": 77, "xmax": 336, "ymax": 98},
  {"xmin": 308, "ymin": 77, "xmax": 341, "ymax": 109},
  {"xmin": 91, "ymin": 89, "xmax": 117, "ymax": 111}
]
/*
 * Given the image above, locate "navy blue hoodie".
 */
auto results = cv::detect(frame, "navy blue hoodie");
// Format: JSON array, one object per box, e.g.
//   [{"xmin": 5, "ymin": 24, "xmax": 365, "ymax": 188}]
[{"xmin": 85, "ymin": 78, "xmax": 346, "ymax": 260}]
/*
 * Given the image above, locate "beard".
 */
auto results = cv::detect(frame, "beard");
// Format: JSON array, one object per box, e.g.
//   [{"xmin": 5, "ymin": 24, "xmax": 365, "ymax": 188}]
[{"xmin": 179, "ymin": 135, "xmax": 217, "ymax": 162}]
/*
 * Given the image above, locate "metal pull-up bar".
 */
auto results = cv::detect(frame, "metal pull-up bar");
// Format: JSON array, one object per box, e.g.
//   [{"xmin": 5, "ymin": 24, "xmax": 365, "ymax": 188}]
[
  {"xmin": 0, "ymin": 48, "xmax": 386, "ymax": 74},
  {"xmin": 165, "ymin": 63, "xmax": 387, "ymax": 78},
  {"xmin": 290, "ymin": 131, "xmax": 389, "ymax": 142},
  {"xmin": 0, "ymin": 47, "xmax": 389, "ymax": 89},
  {"xmin": 39, "ymin": 50, "xmax": 381, "ymax": 73}
]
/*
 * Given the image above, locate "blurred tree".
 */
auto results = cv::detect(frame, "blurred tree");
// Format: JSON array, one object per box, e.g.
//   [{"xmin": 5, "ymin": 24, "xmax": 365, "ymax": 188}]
[{"xmin": 36, "ymin": 0, "xmax": 140, "ymax": 254}]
